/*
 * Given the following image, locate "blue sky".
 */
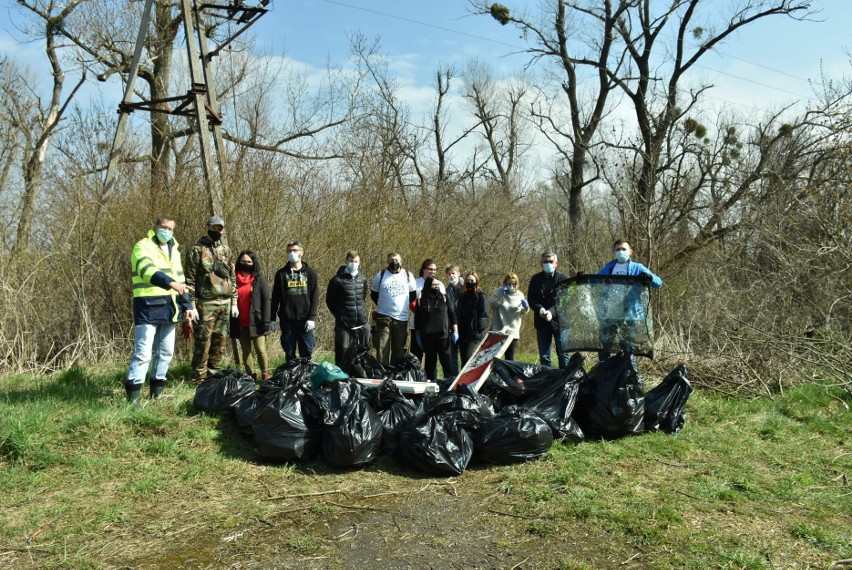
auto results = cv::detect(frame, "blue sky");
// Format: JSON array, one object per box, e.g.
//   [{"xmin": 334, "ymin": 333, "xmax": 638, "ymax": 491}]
[{"xmin": 254, "ymin": 0, "xmax": 851, "ymax": 112}]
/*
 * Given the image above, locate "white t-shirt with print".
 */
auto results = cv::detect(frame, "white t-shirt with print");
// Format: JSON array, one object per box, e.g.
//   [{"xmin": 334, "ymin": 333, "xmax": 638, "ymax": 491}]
[{"xmin": 372, "ymin": 269, "xmax": 417, "ymax": 321}]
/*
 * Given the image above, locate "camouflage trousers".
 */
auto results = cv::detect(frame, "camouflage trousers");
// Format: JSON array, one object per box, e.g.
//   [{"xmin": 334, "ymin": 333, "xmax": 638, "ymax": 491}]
[{"xmin": 191, "ymin": 300, "xmax": 231, "ymax": 381}]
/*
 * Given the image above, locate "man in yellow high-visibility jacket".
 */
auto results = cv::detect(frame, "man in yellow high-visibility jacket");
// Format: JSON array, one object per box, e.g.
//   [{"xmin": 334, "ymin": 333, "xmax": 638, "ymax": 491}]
[{"xmin": 127, "ymin": 215, "xmax": 195, "ymax": 405}]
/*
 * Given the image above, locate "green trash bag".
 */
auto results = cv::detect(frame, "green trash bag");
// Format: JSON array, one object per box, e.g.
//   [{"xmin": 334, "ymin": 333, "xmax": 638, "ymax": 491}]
[{"xmin": 311, "ymin": 361, "xmax": 349, "ymax": 390}]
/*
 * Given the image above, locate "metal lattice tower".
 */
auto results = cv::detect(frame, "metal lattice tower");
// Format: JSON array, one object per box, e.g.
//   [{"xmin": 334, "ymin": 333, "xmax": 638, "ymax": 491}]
[{"xmin": 103, "ymin": 0, "xmax": 269, "ymax": 216}]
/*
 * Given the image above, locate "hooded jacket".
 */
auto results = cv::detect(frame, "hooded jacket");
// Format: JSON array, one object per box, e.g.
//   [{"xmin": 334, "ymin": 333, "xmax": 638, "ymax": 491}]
[
  {"xmin": 326, "ymin": 265, "xmax": 369, "ymax": 329},
  {"xmin": 271, "ymin": 260, "xmax": 319, "ymax": 321}
]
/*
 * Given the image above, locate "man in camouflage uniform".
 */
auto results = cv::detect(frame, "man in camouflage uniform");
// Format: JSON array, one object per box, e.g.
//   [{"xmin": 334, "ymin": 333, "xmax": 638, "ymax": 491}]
[{"xmin": 185, "ymin": 215, "xmax": 238, "ymax": 383}]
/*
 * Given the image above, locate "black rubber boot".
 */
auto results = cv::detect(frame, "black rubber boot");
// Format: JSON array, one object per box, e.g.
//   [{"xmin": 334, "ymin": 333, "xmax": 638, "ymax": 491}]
[
  {"xmin": 125, "ymin": 384, "xmax": 142, "ymax": 407},
  {"xmin": 150, "ymin": 379, "xmax": 166, "ymax": 399}
]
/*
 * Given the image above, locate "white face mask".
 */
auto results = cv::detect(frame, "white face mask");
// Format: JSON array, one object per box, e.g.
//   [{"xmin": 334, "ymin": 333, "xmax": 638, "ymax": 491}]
[{"xmin": 288, "ymin": 251, "xmax": 301, "ymax": 263}]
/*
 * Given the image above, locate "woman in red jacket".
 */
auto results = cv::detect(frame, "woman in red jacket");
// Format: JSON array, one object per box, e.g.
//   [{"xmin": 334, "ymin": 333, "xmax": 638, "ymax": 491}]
[{"xmin": 230, "ymin": 250, "xmax": 273, "ymax": 382}]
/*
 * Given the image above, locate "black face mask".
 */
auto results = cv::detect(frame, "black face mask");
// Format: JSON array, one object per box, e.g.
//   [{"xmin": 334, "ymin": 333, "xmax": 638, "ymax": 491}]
[
  {"xmin": 237, "ymin": 262, "xmax": 253, "ymax": 273},
  {"xmin": 428, "ymin": 288, "xmax": 440, "ymax": 297},
  {"xmin": 466, "ymin": 281, "xmax": 477, "ymax": 289},
  {"xmin": 208, "ymin": 230, "xmax": 222, "ymax": 242},
  {"xmin": 388, "ymin": 261, "xmax": 401, "ymax": 272}
]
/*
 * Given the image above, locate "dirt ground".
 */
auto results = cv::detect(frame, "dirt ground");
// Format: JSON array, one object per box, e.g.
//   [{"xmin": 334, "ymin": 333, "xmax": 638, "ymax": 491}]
[{"xmin": 120, "ymin": 478, "xmax": 642, "ymax": 570}]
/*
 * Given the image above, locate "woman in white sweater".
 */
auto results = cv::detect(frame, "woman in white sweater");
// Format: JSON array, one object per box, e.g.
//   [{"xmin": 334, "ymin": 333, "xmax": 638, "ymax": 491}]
[{"xmin": 489, "ymin": 272, "xmax": 530, "ymax": 360}]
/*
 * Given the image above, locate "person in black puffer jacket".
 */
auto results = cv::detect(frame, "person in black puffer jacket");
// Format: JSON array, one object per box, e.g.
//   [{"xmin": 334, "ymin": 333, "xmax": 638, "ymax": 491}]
[
  {"xmin": 326, "ymin": 250, "xmax": 370, "ymax": 366},
  {"xmin": 457, "ymin": 271, "xmax": 489, "ymax": 368}
]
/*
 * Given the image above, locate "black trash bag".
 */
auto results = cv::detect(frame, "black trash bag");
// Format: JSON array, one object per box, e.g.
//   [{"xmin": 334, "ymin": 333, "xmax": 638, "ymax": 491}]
[
  {"xmin": 395, "ymin": 392, "xmax": 484, "ymax": 476},
  {"xmin": 481, "ymin": 356, "xmax": 585, "ymax": 442},
  {"xmin": 233, "ymin": 392, "xmax": 260, "ymax": 436},
  {"xmin": 268, "ymin": 358, "xmax": 318, "ymax": 388},
  {"xmin": 645, "ymin": 363, "xmax": 692, "ymax": 434},
  {"xmin": 391, "ymin": 352, "xmax": 427, "ymax": 383},
  {"xmin": 193, "ymin": 369, "xmax": 256, "ymax": 414},
  {"xmin": 342, "ymin": 344, "xmax": 385, "ymax": 378},
  {"xmin": 474, "ymin": 406, "xmax": 554, "ymax": 464},
  {"xmin": 573, "ymin": 353, "xmax": 645, "ymax": 439},
  {"xmin": 369, "ymin": 380, "xmax": 417, "ymax": 453},
  {"xmin": 314, "ymin": 379, "xmax": 382, "ymax": 468},
  {"xmin": 252, "ymin": 383, "xmax": 321, "ymax": 461}
]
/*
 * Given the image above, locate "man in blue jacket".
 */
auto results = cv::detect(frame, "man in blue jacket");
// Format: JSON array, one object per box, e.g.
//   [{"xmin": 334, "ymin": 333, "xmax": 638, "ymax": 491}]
[
  {"xmin": 127, "ymin": 216, "xmax": 195, "ymax": 405},
  {"xmin": 596, "ymin": 239, "xmax": 663, "ymax": 360}
]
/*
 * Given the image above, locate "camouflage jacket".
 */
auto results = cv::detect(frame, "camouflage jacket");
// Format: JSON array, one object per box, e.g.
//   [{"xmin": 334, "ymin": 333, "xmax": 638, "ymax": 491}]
[{"xmin": 185, "ymin": 235, "xmax": 237, "ymax": 304}]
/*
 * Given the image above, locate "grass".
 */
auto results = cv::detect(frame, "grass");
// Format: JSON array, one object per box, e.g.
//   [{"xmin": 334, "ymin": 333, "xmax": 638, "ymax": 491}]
[{"xmin": 0, "ymin": 358, "xmax": 849, "ymax": 568}]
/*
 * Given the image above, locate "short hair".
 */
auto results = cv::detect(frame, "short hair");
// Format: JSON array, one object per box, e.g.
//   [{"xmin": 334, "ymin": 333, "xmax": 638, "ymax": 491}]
[
  {"xmin": 445, "ymin": 264, "xmax": 460, "ymax": 274},
  {"xmin": 345, "ymin": 250, "xmax": 359, "ymax": 261},
  {"xmin": 287, "ymin": 240, "xmax": 303, "ymax": 250},
  {"xmin": 155, "ymin": 215, "xmax": 175, "ymax": 227},
  {"xmin": 541, "ymin": 251, "xmax": 557, "ymax": 261},
  {"xmin": 613, "ymin": 239, "xmax": 631, "ymax": 249},
  {"xmin": 387, "ymin": 251, "xmax": 401, "ymax": 260},
  {"xmin": 503, "ymin": 272, "xmax": 519, "ymax": 285}
]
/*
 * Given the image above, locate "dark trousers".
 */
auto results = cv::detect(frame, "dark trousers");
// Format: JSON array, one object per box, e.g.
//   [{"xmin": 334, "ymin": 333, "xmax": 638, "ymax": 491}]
[
  {"xmin": 447, "ymin": 341, "xmax": 460, "ymax": 377},
  {"xmin": 459, "ymin": 339, "xmax": 481, "ymax": 370},
  {"xmin": 280, "ymin": 319, "xmax": 316, "ymax": 361},
  {"xmin": 503, "ymin": 338, "xmax": 519, "ymax": 361},
  {"xmin": 334, "ymin": 323, "xmax": 369, "ymax": 367},
  {"xmin": 422, "ymin": 333, "xmax": 452, "ymax": 380},
  {"xmin": 536, "ymin": 326, "xmax": 570, "ymax": 368}
]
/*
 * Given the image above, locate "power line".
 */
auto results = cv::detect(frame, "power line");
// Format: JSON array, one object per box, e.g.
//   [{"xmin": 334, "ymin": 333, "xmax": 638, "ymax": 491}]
[{"xmin": 316, "ymin": 0, "xmax": 818, "ymax": 102}]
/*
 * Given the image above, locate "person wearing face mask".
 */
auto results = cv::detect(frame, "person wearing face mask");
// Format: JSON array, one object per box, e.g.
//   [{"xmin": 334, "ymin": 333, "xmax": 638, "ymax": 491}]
[
  {"xmin": 410, "ymin": 259, "xmax": 445, "ymax": 362},
  {"xmin": 370, "ymin": 252, "xmax": 417, "ymax": 365},
  {"xmin": 414, "ymin": 277, "xmax": 458, "ymax": 380},
  {"xmin": 126, "ymin": 215, "xmax": 194, "ymax": 404},
  {"xmin": 456, "ymin": 271, "xmax": 490, "ymax": 367},
  {"xmin": 444, "ymin": 264, "xmax": 463, "ymax": 375},
  {"xmin": 489, "ymin": 272, "xmax": 530, "ymax": 361},
  {"xmin": 326, "ymin": 250, "xmax": 369, "ymax": 366},
  {"xmin": 186, "ymin": 215, "xmax": 237, "ymax": 384},
  {"xmin": 596, "ymin": 239, "xmax": 663, "ymax": 361},
  {"xmin": 271, "ymin": 240, "xmax": 320, "ymax": 362},
  {"xmin": 229, "ymin": 250, "xmax": 273, "ymax": 382},
  {"xmin": 527, "ymin": 251, "xmax": 570, "ymax": 368}
]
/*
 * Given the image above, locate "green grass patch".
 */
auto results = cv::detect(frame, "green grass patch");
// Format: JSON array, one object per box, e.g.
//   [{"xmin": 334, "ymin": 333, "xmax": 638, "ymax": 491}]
[{"xmin": 0, "ymin": 364, "xmax": 849, "ymax": 568}]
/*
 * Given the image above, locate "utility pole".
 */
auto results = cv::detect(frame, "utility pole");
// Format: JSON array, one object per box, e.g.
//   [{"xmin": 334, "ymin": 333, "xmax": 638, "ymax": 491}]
[{"xmin": 103, "ymin": 0, "xmax": 269, "ymax": 216}]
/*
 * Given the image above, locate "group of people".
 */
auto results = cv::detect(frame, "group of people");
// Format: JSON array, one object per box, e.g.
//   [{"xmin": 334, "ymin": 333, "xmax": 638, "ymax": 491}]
[{"xmin": 126, "ymin": 214, "xmax": 662, "ymax": 404}]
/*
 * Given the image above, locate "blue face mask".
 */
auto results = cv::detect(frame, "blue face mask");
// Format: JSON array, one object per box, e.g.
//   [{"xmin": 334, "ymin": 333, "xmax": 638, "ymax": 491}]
[
  {"xmin": 156, "ymin": 228, "xmax": 173, "ymax": 243},
  {"xmin": 542, "ymin": 263, "xmax": 555, "ymax": 274},
  {"xmin": 346, "ymin": 261, "xmax": 359, "ymax": 274},
  {"xmin": 615, "ymin": 251, "xmax": 630, "ymax": 263},
  {"xmin": 506, "ymin": 285, "xmax": 516, "ymax": 294}
]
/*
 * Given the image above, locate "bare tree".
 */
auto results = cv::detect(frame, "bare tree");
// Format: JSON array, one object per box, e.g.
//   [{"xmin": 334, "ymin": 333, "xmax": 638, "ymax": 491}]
[
  {"xmin": 4, "ymin": 2, "xmax": 86, "ymax": 259},
  {"xmin": 473, "ymin": 0, "xmax": 630, "ymax": 259}
]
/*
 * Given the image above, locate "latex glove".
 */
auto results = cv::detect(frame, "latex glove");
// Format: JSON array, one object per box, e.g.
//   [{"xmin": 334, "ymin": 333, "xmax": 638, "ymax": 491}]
[
  {"xmin": 520, "ymin": 299, "xmax": 529, "ymax": 309},
  {"xmin": 230, "ymin": 304, "xmax": 239, "ymax": 318},
  {"xmin": 415, "ymin": 335, "xmax": 424, "ymax": 351},
  {"xmin": 451, "ymin": 332, "xmax": 459, "ymax": 344},
  {"xmin": 185, "ymin": 308, "xmax": 199, "ymax": 322},
  {"xmin": 268, "ymin": 321, "xmax": 279, "ymax": 333},
  {"xmin": 409, "ymin": 300, "xmax": 417, "ymax": 313},
  {"xmin": 543, "ymin": 309, "xmax": 553, "ymax": 322},
  {"xmin": 305, "ymin": 320, "xmax": 316, "ymax": 332}
]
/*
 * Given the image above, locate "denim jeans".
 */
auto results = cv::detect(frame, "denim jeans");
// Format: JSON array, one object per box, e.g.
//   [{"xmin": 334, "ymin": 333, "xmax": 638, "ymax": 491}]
[
  {"xmin": 127, "ymin": 322, "xmax": 176, "ymax": 386},
  {"xmin": 536, "ymin": 326, "xmax": 570, "ymax": 369},
  {"xmin": 280, "ymin": 319, "xmax": 316, "ymax": 361}
]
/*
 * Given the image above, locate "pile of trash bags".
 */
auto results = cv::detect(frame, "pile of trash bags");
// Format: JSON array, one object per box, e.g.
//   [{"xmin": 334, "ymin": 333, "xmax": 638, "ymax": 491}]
[{"xmin": 192, "ymin": 352, "xmax": 693, "ymax": 476}]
